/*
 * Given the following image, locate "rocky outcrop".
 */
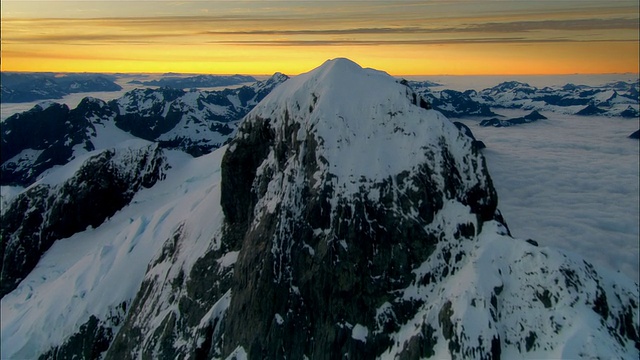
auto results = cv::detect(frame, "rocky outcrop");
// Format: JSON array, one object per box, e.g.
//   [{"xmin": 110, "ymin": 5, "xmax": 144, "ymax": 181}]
[
  {"xmin": 621, "ymin": 106, "xmax": 639, "ymax": 118},
  {"xmin": 576, "ymin": 104, "xmax": 607, "ymax": 116},
  {"xmin": 0, "ymin": 143, "xmax": 168, "ymax": 297},
  {"xmin": 412, "ymin": 87, "xmax": 496, "ymax": 118},
  {"xmin": 480, "ymin": 110, "xmax": 547, "ymax": 127},
  {"xmin": 1, "ymin": 97, "xmax": 122, "ymax": 187},
  {"xmin": 1, "ymin": 102, "xmax": 86, "ymax": 186},
  {"xmin": 453, "ymin": 121, "xmax": 486, "ymax": 150}
]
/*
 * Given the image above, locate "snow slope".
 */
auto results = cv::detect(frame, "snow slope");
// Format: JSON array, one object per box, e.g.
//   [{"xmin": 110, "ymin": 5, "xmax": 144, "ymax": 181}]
[{"xmin": 1, "ymin": 147, "xmax": 226, "ymax": 359}]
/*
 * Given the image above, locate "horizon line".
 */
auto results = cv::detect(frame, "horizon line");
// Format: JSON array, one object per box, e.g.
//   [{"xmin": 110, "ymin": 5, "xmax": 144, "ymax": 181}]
[{"xmin": 2, "ymin": 70, "xmax": 639, "ymax": 77}]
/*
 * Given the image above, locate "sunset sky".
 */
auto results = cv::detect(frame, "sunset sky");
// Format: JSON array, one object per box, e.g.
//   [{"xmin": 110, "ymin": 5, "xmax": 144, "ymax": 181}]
[{"xmin": 1, "ymin": 0, "xmax": 639, "ymax": 75}]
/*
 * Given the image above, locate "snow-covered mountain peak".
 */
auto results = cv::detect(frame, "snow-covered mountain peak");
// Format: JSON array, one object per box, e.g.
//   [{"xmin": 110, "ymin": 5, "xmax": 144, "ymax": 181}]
[
  {"xmin": 216, "ymin": 58, "xmax": 515, "ymax": 357},
  {"xmin": 216, "ymin": 59, "xmax": 638, "ymax": 358},
  {"xmin": 256, "ymin": 58, "xmax": 398, "ymax": 117},
  {"xmin": 244, "ymin": 58, "xmax": 451, "ymax": 195}
]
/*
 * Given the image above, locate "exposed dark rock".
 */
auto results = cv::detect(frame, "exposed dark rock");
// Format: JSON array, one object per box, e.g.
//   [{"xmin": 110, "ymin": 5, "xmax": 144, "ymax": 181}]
[
  {"xmin": 540, "ymin": 95, "xmax": 590, "ymax": 106},
  {"xmin": 0, "ymin": 98, "xmax": 116, "ymax": 186},
  {"xmin": 111, "ymin": 87, "xmax": 186, "ymax": 140},
  {"xmin": 105, "ymin": 222, "xmax": 239, "ymax": 359},
  {"xmin": 576, "ymin": 104, "xmax": 607, "ymax": 116},
  {"xmin": 525, "ymin": 239, "xmax": 539, "ymax": 246},
  {"xmin": 109, "ymin": 73, "xmax": 288, "ymax": 156},
  {"xmin": 424, "ymin": 89, "xmax": 496, "ymax": 118},
  {"xmin": 38, "ymin": 316, "xmax": 113, "ymax": 360},
  {"xmin": 211, "ymin": 60, "xmax": 501, "ymax": 359},
  {"xmin": 523, "ymin": 110, "xmax": 546, "ymax": 120},
  {"xmin": 629, "ymin": 129, "xmax": 640, "ymax": 139},
  {"xmin": 453, "ymin": 121, "xmax": 486, "ymax": 150},
  {"xmin": 1, "ymin": 103, "xmax": 74, "ymax": 185},
  {"xmin": 480, "ymin": 110, "xmax": 547, "ymax": 127},
  {"xmin": 621, "ymin": 106, "xmax": 639, "ymax": 118}
]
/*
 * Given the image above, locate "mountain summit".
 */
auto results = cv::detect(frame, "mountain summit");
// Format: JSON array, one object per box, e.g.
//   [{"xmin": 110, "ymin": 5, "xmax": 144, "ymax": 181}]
[{"xmin": 2, "ymin": 59, "xmax": 638, "ymax": 359}]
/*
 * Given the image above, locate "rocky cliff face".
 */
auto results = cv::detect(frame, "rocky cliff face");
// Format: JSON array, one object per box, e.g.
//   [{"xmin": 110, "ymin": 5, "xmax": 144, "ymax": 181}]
[
  {"xmin": 214, "ymin": 58, "xmax": 502, "ymax": 359},
  {"xmin": 1, "ymin": 59, "xmax": 638, "ymax": 360}
]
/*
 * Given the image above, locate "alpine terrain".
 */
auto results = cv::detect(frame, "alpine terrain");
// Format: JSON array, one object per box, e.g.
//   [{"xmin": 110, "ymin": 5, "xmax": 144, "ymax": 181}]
[{"xmin": 1, "ymin": 58, "xmax": 638, "ymax": 359}]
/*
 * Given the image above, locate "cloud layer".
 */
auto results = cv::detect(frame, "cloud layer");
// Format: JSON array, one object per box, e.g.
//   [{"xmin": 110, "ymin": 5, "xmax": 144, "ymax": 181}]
[{"xmin": 457, "ymin": 109, "xmax": 639, "ymax": 282}]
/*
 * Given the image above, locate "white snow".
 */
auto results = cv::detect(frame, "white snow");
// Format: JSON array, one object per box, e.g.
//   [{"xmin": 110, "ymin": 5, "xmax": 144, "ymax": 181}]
[
  {"xmin": 217, "ymin": 251, "xmax": 240, "ymax": 269},
  {"xmin": 351, "ymin": 324, "xmax": 369, "ymax": 343},
  {"xmin": 88, "ymin": 116, "xmax": 139, "ymax": 151},
  {"xmin": 0, "ymin": 185, "xmax": 24, "ymax": 214},
  {"xmin": 225, "ymin": 346, "xmax": 248, "ymax": 360},
  {"xmin": 1, "ymin": 146, "xmax": 227, "ymax": 360},
  {"xmin": 1, "ymin": 148, "xmax": 44, "ymax": 179}
]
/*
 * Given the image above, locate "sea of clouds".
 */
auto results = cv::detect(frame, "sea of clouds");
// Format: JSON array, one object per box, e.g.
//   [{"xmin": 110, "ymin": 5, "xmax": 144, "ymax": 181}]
[{"xmin": 458, "ymin": 109, "xmax": 638, "ymax": 281}]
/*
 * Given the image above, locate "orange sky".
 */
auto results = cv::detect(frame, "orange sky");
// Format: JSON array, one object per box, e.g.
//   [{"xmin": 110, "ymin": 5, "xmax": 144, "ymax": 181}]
[{"xmin": 1, "ymin": 1, "xmax": 639, "ymax": 75}]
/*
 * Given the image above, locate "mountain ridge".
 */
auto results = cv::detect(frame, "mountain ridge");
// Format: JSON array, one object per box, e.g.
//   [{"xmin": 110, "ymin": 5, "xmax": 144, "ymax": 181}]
[{"xmin": 0, "ymin": 73, "xmax": 289, "ymax": 187}]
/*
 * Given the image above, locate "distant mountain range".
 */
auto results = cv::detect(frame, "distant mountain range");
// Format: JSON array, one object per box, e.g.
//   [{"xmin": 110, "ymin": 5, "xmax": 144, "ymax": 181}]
[
  {"xmin": 3, "ymin": 71, "xmax": 637, "ymax": 121},
  {"xmin": 410, "ymin": 79, "xmax": 639, "ymax": 119},
  {"xmin": 1, "ymin": 73, "xmax": 122, "ymax": 103},
  {"xmin": 127, "ymin": 74, "xmax": 256, "ymax": 88}
]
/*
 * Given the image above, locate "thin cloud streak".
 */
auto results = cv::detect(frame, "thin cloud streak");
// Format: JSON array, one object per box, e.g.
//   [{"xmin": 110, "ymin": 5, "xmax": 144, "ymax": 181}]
[
  {"xmin": 462, "ymin": 18, "xmax": 639, "ymax": 33},
  {"xmin": 204, "ymin": 39, "xmax": 638, "ymax": 47},
  {"xmin": 200, "ymin": 18, "xmax": 639, "ymax": 35}
]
